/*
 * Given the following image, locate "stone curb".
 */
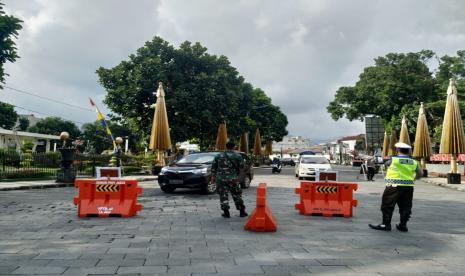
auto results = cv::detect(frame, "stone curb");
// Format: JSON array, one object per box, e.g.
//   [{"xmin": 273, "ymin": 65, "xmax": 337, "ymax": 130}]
[
  {"xmin": 423, "ymin": 179, "xmax": 465, "ymax": 192},
  {"xmin": 0, "ymin": 176, "xmax": 158, "ymax": 191},
  {"xmin": 0, "ymin": 182, "xmax": 74, "ymax": 191}
]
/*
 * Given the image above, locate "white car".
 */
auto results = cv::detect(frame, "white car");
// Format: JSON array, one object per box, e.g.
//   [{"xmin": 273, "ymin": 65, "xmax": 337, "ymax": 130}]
[{"xmin": 295, "ymin": 155, "xmax": 331, "ymax": 180}]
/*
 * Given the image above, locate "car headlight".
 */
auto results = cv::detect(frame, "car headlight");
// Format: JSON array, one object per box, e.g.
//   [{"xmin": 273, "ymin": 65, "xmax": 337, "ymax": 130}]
[
  {"xmin": 160, "ymin": 167, "xmax": 168, "ymax": 175},
  {"xmin": 193, "ymin": 168, "xmax": 208, "ymax": 174}
]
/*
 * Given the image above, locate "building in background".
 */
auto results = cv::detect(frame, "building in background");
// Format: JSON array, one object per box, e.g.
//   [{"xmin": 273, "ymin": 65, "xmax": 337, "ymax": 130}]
[
  {"xmin": 270, "ymin": 135, "xmax": 312, "ymax": 160},
  {"xmin": 272, "ymin": 135, "xmax": 312, "ymax": 152},
  {"xmin": 0, "ymin": 128, "xmax": 60, "ymax": 152},
  {"xmin": 14, "ymin": 114, "xmax": 40, "ymax": 130},
  {"xmin": 328, "ymin": 134, "xmax": 365, "ymax": 164}
]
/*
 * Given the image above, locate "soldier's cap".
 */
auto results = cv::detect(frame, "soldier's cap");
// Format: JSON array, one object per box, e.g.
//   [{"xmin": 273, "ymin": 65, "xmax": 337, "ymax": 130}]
[{"xmin": 394, "ymin": 142, "xmax": 411, "ymax": 149}]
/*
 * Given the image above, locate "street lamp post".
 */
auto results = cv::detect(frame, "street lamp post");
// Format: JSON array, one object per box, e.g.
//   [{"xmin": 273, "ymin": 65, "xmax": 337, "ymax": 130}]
[{"xmin": 56, "ymin": 132, "xmax": 76, "ymax": 183}]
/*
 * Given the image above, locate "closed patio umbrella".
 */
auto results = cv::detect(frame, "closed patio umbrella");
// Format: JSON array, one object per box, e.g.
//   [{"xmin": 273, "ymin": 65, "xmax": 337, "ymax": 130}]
[
  {"xmin": 388, "ymin": 129, "xmax": 397, "ymax": 156},
  {"xmin": 253, "ymin": 129, "xmax": 262, "ymax": 156},
  {"xmin": 413, "ymin": 102, "xmax": 432, "ymax": 174},
  {"xmin": 239, "ymin": 132, "xmax": 248, "ymax": 153},
  {"xmin": 215, "ymin": 123, "xmax": 228, "ymax": 151},
  {"xmin": 399, "ymin": 115, "xmax": 411, "ymax": 145},
  {"xmin": 149, "ymin": 82, "xmax": 171, "ymax": 166},
  {"xmin": 382, "ymin": 131, "xmax": 390, "ymax": 158},
  {"xmin": 439, "ymin": 79, "xmax": 465, "ymax": 176},
  {"xmin": 265, "ymin": 140, "xmax": 273, "ymax": 156}
]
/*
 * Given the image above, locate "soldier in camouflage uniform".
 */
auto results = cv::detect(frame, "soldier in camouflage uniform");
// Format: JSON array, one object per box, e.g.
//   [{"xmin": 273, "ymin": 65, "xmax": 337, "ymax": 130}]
[{"xmin": 211, "ymin": 141, "xmax": 248, "ymax": 218}]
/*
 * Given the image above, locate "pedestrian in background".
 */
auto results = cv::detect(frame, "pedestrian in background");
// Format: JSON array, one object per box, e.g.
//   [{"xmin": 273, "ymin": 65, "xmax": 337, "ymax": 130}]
[
  {"xmin": 366, "ymin": 157, "xmax": 376, "ymax": 181},
  {"xmin": 369, "ymin": 142, "xmax": 423, "ymax": 232},
  {"xmin": 211, "ymin": 141, "xmax": 248, "ymax": 218}
]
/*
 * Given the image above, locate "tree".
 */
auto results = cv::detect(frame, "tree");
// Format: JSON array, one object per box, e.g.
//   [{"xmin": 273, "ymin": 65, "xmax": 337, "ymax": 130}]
[
  {"xmin": 0, "ymin": 101, "xmax": 17, "ymax": 129},
  {"xmin": 435, "ymin": 50, "xmax": 465, "ymax": 96},
  {"xmin": 17, "ymin": 116, "xmax": 29, "ymax": 131},
  {"xmin": 97, "ymin": 36, "xmax": 288, "ymax": 150},
  {"xmin": 327, "ymin": 50, "xmax": 465, "ymax": 146},
  {"xmin": 0, "ymin": 2, "xmax": 22, "ymax": 88},
  {"xmin": 80, "ymin": 120, "xmax": 141, "ymax": 154},
  {"xmin": 327, "ymin": 50, "xmax": 437, "ymax": 124},
  {"xmin": 28, "ymin": 117, "xmax": 80, "ymax": 138}
]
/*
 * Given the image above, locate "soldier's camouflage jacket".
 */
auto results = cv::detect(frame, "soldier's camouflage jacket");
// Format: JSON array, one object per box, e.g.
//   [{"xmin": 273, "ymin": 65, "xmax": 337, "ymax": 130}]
[{"xmin": 211, "ymin": 151, "xmax": 244, "ymax": 182}]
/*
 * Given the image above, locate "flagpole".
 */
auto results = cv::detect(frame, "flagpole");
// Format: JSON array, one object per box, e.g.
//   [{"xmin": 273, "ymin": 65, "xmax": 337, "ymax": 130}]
[{"xmin": 89, "ymin": 98, "xmax": 117, "ymax": 151}]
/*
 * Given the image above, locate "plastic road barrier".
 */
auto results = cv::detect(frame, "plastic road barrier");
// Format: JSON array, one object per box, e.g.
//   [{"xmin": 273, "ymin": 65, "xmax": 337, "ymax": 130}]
[
  {"xmin": 244, "ymin": 183, "xmax": 277, "ymax": 232},
  {"xmin": 74, "ymin": 179, "xmax": 143, "ymax": 218},
  {"xmin": 295, "ymin": 181, "xmax": 358, "ymax": 217}
]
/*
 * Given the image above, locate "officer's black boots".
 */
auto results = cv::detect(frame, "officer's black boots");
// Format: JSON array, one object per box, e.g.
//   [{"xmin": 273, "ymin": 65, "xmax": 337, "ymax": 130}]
[
  {"xmin": 222, "ymin": 209, "xmax": 230, "ymax": 218},
  {"xmin": 239, "ymin": 206, "xmax": 248, "ymax": 217},
  {"xmin": 396, "ymin": 223, "xmax": 408, "ymax": 232},
  {"xmin": 369, "ymin": 223, "xmax": 391, "ymax": 231}
]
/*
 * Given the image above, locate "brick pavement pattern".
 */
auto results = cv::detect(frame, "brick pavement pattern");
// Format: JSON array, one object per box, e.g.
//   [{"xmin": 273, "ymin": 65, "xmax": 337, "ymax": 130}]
[{"xmin": 1, "ymin": 168, "xmax": 465, "ymax": 275}]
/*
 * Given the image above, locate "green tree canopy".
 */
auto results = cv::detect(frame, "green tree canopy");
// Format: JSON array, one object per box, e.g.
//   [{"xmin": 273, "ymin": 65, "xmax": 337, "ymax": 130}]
[
  {"xmin": 0, "ymin": 2, "xmax": 22, "ymax": 88},
  {"xmin": 80, "ymin": 120, "xmax": 141, "ymax": 154},
  {"xmin": 327, "ymin": 50, "xmax": 437, "ymax": 124},
  {"xmin": 327, "ymin": 50, "xmax": 465, "ymax": 145},
  {"xmin": 28, "ymin": 117, "xmax": 80, "ymax": 138},
  {"xmin": 97, "ymin": 36, "xmax": 287, "ymax": 150},
  {"xmin": 0, "ymin": 101, "xmax": 17, "ymax": 129},
  {"xmin": 17, "ymin": 116, "xmax": 29, "ymax": 131}
]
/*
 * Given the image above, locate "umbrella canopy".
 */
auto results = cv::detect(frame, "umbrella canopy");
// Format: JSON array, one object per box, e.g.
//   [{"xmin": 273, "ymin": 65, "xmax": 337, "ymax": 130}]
[
  {"xmin": 239, "ymin": 132, "xmax": 248, "ymax": 153},
  {"xmin": 439, "ymin": 79, "xmax": 465, "ymax": 173},
  {"xmin": 382, "ymin": 131, "xmax": 390, "ymax": 158},
  {"xmin": 440, "ymin": 79, "xmax": 465, "ymax": 154},
  {"xmin": 399, "ymin": 115, "xmax": 411, "ymax": 145},
  {"xmin": 413, "ymin": 102, "xmax": 432, "ymax": 158},
  {"xmin": 215, "ymin": 123, "xmax": 228, "ymax": 151},
  {"xmin": 149, "ymin": 82, "xmax": 171, "ymax": 151},
  {"xmin": 265, "ymin": 140, "xmax": 273, "ymax": 156},
  {"xmin": 388, "ymin": 129, "xmax": 398, "ymax": 156},
  {"xmin": 253, "ymin": 129, "xmax": 262, "ymax": 156}
]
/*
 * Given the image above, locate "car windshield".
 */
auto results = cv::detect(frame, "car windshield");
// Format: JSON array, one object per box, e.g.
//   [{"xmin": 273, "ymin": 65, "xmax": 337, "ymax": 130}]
[
  {"xmin": 176, "ymin": 152, "xmax": 219, "ymax": 164},
  {"xmin": 301, "ymin": 157, "xmax": 328, "ymax": 164}
]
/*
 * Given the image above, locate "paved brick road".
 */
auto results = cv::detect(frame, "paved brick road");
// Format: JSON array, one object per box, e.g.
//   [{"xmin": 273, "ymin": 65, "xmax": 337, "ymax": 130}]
[{"xmin": 1, "ymin": 167, "xmax": 465, "ymax": 275}]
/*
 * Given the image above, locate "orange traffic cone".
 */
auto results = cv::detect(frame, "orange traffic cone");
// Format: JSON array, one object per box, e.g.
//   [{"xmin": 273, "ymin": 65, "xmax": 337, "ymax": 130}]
[{"xmin": 244, "ymin": 183, "xmax": 277, "ymax": 232}]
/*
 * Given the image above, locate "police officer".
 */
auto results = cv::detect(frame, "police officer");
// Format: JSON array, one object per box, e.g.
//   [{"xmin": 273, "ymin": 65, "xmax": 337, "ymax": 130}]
[
  {"xmin": 211, "ymin": 141, "xmax": 248, "ymax": 218},
  {"xmin": 369, "ymin": 142, "xmax": 423, "ymax": 232}
]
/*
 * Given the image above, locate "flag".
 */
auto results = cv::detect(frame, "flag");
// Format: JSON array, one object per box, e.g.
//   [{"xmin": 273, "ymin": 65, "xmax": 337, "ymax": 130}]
[{"xmin": 89, "ymin": 97, "xmax": 116, "ymax": 150}]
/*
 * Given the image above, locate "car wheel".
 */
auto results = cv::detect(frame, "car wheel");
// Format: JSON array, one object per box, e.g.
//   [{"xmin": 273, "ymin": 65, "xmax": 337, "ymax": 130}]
[
  {"xmin": 241, "ymin": 175, "xmax": 251, "ymax": 189},
  {"xmin": 160, "ymin": 186, "xmax": 176, "ymax": 193},
  {"xmin": 203, "ymin": 180, "xmax": 217, "ymax": 194}
]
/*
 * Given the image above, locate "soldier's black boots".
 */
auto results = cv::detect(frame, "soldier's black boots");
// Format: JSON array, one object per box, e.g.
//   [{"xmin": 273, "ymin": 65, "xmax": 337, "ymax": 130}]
[
  {"xmin": 369, "ymin": 223, "xmax": 391, "ymax": 231},
  {"xmin": 239, "ymin": 209, "xmax": 248, "ymax": 217},
  {"xmin": 396, "ymin": 223, "xmax": 408, "ymax": 232},
  {"xmin": 222, "ymin": 209, "xmax": 230, "ymax": 218}
]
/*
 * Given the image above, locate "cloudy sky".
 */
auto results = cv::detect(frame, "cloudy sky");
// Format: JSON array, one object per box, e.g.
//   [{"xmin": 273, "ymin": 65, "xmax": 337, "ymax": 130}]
[{"xmin": 2, "ymin": 0, "xmax": 465, "ymax": 142}]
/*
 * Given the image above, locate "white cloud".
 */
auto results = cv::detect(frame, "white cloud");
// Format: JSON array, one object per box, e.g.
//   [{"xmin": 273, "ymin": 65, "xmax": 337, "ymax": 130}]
[{"xmin": 2, "ymin": 0, "xmax": 465, "ymax": 141}]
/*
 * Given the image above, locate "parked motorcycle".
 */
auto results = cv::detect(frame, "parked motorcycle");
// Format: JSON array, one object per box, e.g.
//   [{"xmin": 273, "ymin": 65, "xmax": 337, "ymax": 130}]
[{"xmin": 271, "ymin": 163, "xmax": 282, "ymax": 173}]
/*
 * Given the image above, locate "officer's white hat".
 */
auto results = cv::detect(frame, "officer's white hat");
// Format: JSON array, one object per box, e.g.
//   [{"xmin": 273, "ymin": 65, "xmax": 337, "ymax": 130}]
[{"xmin": 394, "ymin": 142, "xmax": 411, "ymax": 149}]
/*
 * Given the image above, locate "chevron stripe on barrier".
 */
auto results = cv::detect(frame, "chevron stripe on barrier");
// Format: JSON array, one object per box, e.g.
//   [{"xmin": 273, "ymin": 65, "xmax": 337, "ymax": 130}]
[
  {"xmin": 316, "ymin": 186, "xmax": 337, "ymax": 193},
  {"xmin": 74, "ymin": 179, "xmax": 143, "ymax": 218},
  {"xmin": 295, "ymin": 181, "xmax": 358, "ymax": 217},
  {"xmin": 96, "ymin": 184, "xmax": 120, "ymax": 192}
]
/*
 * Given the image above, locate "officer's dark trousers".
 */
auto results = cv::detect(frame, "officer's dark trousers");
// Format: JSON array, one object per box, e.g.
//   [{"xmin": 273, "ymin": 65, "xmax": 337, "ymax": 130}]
[
  {"xmin": 367, "ymin": 167, "xmax": 375, "ymax": 180},
  {"xmin": 381, "ymin": 186, "xmax": 414, "ymax": 225}
]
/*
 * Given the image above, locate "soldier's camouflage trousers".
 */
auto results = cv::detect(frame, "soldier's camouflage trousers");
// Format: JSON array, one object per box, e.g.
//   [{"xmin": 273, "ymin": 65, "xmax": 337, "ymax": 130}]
[{"xmin": 217, "ymin": 180, "xmax": 245, "ymax": 211}]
